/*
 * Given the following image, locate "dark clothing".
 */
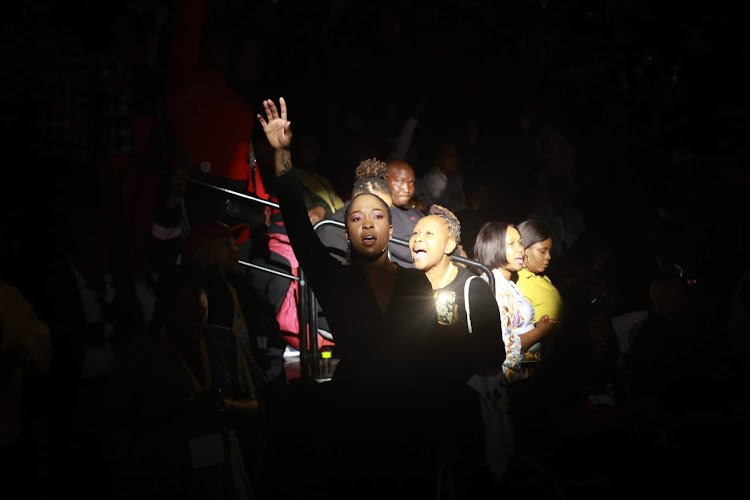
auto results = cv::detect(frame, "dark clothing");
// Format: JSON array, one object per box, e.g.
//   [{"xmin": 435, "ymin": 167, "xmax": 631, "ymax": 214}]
[
  {"xmin": 276, "ymin": 169, "xmax": 444, "ymax": 498},
  {"xmin": 435, "ymin": 266, "xmax": 506, "ymax": 383},
  {"xmin": 389, "ymin": 205, "xmax": 424, "ymax": 268},
  {"xmin": 105, "ymin": 327, "xmax": 260, "ymax": 499},
  {"xmin": 433, "ymin": 266, "xmax": 507, "ymax": 494},
  {"xmin": 204, "ymin": 272, "xmax": 285, "ymax": 384},
  {"xmin": 277, "ymin": 169, "xmax": 442, "ymax": 390}
]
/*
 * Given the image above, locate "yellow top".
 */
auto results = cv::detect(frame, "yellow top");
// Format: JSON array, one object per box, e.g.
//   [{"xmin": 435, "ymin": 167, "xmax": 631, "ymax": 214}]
[{"xmin": 515, "ymin": 268, "xmax": 564, "ymax": 324}]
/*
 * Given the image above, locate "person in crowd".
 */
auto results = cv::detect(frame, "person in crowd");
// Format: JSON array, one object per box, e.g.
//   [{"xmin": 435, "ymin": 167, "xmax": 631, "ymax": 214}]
[
  {"xmin": 29, "ymin": 201, "xmax": 145, "ymax": 500},
  {"xmin": 517, "ymin": 299, "xmax": 670, "ymax": 498},
  {"xmin": 181, "ymin": 220, "xmax": 285, "ymax": 385},
  {"xmin": 515, "ymin": 219, "xmax": 564, "ymax": 358},
  {"xmin": 313, "ymin": 159, "xmax": 396, "ymax": 343},
  {"xmin": 316, "ymin": 158, "xmax": 395, "ymax": 265},
  {"xmin": 105, "ymin": 265, "xmax": 264, "ymax": 499},
  {"xmin": 415, "ymin": 139, "xmax": 468, "ymax": 215},
  {"xmin": 179, "ymin": 218, "xmax": 288, "ymax": 497},
  {"xmin": 388, "ymin": 93, "xmax": 430, "ymax": 170},
  {"xmin": 316, "ymin": 158, "xmax": 419, "ymax": 267},
  {"xmin": 258, "ymin": 96, "xmax": 458, "ymax": 499},
  {"xmin": 386, "ymin": 158, "xmax": 425, "ymax": 267},
  {"xmin": 473, "ymin": 222, "xmax": 556, "ymax": 383},
  {"xmin": 527, "ymin": 175, "xmax": 586, "ymax": 260},
  {"xmin": 409, "ymin": 204, "xmax": 508, "ymax": 496}
]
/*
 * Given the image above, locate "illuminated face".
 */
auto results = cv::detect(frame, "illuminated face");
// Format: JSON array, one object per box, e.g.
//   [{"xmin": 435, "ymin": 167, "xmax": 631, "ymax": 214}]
[
  {"xmin": 386, "ymin": 163, "xmax": 416, "ymax": 208},
  {"xmin": 503, "ymin": 226, "xmax": 524, "ymax": 273},
  {"xmin": 345, "ymin": 194, "xmax": 393, "ymax": 261},
  {"xmin": 524, "ymin": 237, "xmax": 552, "ymax": 274},
  {"xmin": 409, "ymin": 215, "xmax": 455, "ymax": 272}
]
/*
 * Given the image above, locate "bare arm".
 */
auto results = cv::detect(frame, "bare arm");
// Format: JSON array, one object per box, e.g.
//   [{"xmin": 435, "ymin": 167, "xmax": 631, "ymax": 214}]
[{"xmin": 521, "ymin": 316, "xmax": 560, "ymax": 352}]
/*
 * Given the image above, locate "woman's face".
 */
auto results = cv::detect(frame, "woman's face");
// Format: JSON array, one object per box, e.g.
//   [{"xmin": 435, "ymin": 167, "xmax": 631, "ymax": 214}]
[
  {"xmin": 503, "ymin": 226, "xmax": 525, "ymax": 273},
  {"xmin": 409, "ymin": 215, "xmax": 455, "ymax": 272},
  {"xmin": 524, "ymin": 237, "xmax": 553, "ymax": 274},
  {"xmin": 346, "ymin": 194, "xmax": 393, "ymax": 260}
]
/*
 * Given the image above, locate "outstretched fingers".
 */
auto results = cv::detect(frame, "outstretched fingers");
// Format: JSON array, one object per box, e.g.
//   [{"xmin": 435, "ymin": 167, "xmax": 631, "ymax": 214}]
[
  {"xmin": 279, "ymin": 97, "xmax": 287, "ymax": 121},
  {"xmin": 257, "ymin": 98, "xmax": 288, "ymax": 128}
]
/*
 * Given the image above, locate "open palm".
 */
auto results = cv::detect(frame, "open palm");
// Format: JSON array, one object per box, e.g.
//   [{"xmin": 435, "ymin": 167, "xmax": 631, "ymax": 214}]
[{"xmin": 257, "ymin": 98, "xmax": 292, "ymax": 150}]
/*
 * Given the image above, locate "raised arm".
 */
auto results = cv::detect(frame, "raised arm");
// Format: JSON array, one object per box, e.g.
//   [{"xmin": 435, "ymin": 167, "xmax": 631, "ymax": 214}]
[
  {"xmin": 257, "ymin": 97, "xmax": 293, "ymax": 175},
  {"xmin": 256, "ymin": 97, "xmax": 341, "ymax": 282}
]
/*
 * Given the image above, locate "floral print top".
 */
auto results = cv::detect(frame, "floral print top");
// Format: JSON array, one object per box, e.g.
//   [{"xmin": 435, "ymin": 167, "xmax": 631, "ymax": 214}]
[{"xmin": 486, "ymin": 269, "xmax": 536, "ymax": 383}]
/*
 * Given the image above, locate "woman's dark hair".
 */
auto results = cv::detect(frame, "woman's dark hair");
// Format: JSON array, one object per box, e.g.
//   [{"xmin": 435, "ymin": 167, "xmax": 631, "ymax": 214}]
[
  {"xmin": 517, "ymin": 219, "xmax": 551, "ymax": 250},
  {"xmin": 351, "ymin": 158, "xmax": 392, "ymax": 202},
  {"xmin": 345, "ymin": 157, "xmax": 393, "ymax": 225},
  {"xmin": 474, "ymin": 221, "xmax": 516, "ymax": 269}
]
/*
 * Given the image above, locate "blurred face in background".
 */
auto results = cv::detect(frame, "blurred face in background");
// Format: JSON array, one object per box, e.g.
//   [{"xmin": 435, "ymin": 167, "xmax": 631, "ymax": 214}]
[
  {"xmin": 386, "ymin": 161, "xmax": 416, "ymax": 208},
  {"xmin": 435, "ymin": 143, "xmax": 459, "ymax": 176}
]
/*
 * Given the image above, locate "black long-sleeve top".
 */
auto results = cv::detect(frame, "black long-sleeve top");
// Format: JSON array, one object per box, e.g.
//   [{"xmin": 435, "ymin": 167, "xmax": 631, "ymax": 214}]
[
  {"xmin": 276, "ymin": 169, "xmax": 505, "ymax": 392},
  {"xmin": 276, "ymin": 168, "xmax": 441, "ymax": 391}
]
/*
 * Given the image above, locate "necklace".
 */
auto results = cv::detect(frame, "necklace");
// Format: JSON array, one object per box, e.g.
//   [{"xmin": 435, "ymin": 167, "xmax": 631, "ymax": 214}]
[{"xmin": 437, "ymin": 262, "xmax": 455, "ymax": 290}]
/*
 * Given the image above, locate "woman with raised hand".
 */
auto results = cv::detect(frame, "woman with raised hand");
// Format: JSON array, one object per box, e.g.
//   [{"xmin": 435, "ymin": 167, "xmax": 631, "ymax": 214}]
[{"xmin": 257, "ymin": 97, "xmax": 444, "ymax": 499}]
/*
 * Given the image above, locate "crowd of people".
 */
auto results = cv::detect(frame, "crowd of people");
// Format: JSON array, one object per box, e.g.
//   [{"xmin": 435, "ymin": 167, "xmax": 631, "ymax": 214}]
[{"xmin": 1, "ymin": 0, "xmax": 749, "ymax": 499}]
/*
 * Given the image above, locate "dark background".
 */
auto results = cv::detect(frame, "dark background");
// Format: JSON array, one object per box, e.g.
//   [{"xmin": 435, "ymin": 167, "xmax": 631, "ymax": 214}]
[{"xmin": 1, "ymin": 0, "xmax": 748, "ymax": 287}]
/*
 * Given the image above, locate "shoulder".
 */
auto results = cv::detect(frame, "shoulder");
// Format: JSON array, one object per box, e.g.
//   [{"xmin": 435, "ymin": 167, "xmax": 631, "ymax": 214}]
[
  {"xmin": 397, "ymin": 265, "xmax": 433, "ymax": 290},
  {"xmin": 455, "ymin": 268, "xmax": 493, "ymax": 296},
  {"xmin": 391, "ymin": 207, "xmax": 422, "ymax": 230},
  {"xmin": 517, "ymin": 269, "xmax": 534, "ymax": 281},
  {"xmin": 494, "ymin": 275, "xmax": 513, "ymax": 293},
  {"xmin": 519, "ymin": 271, "xmax": 558, "ymax": 293}
]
